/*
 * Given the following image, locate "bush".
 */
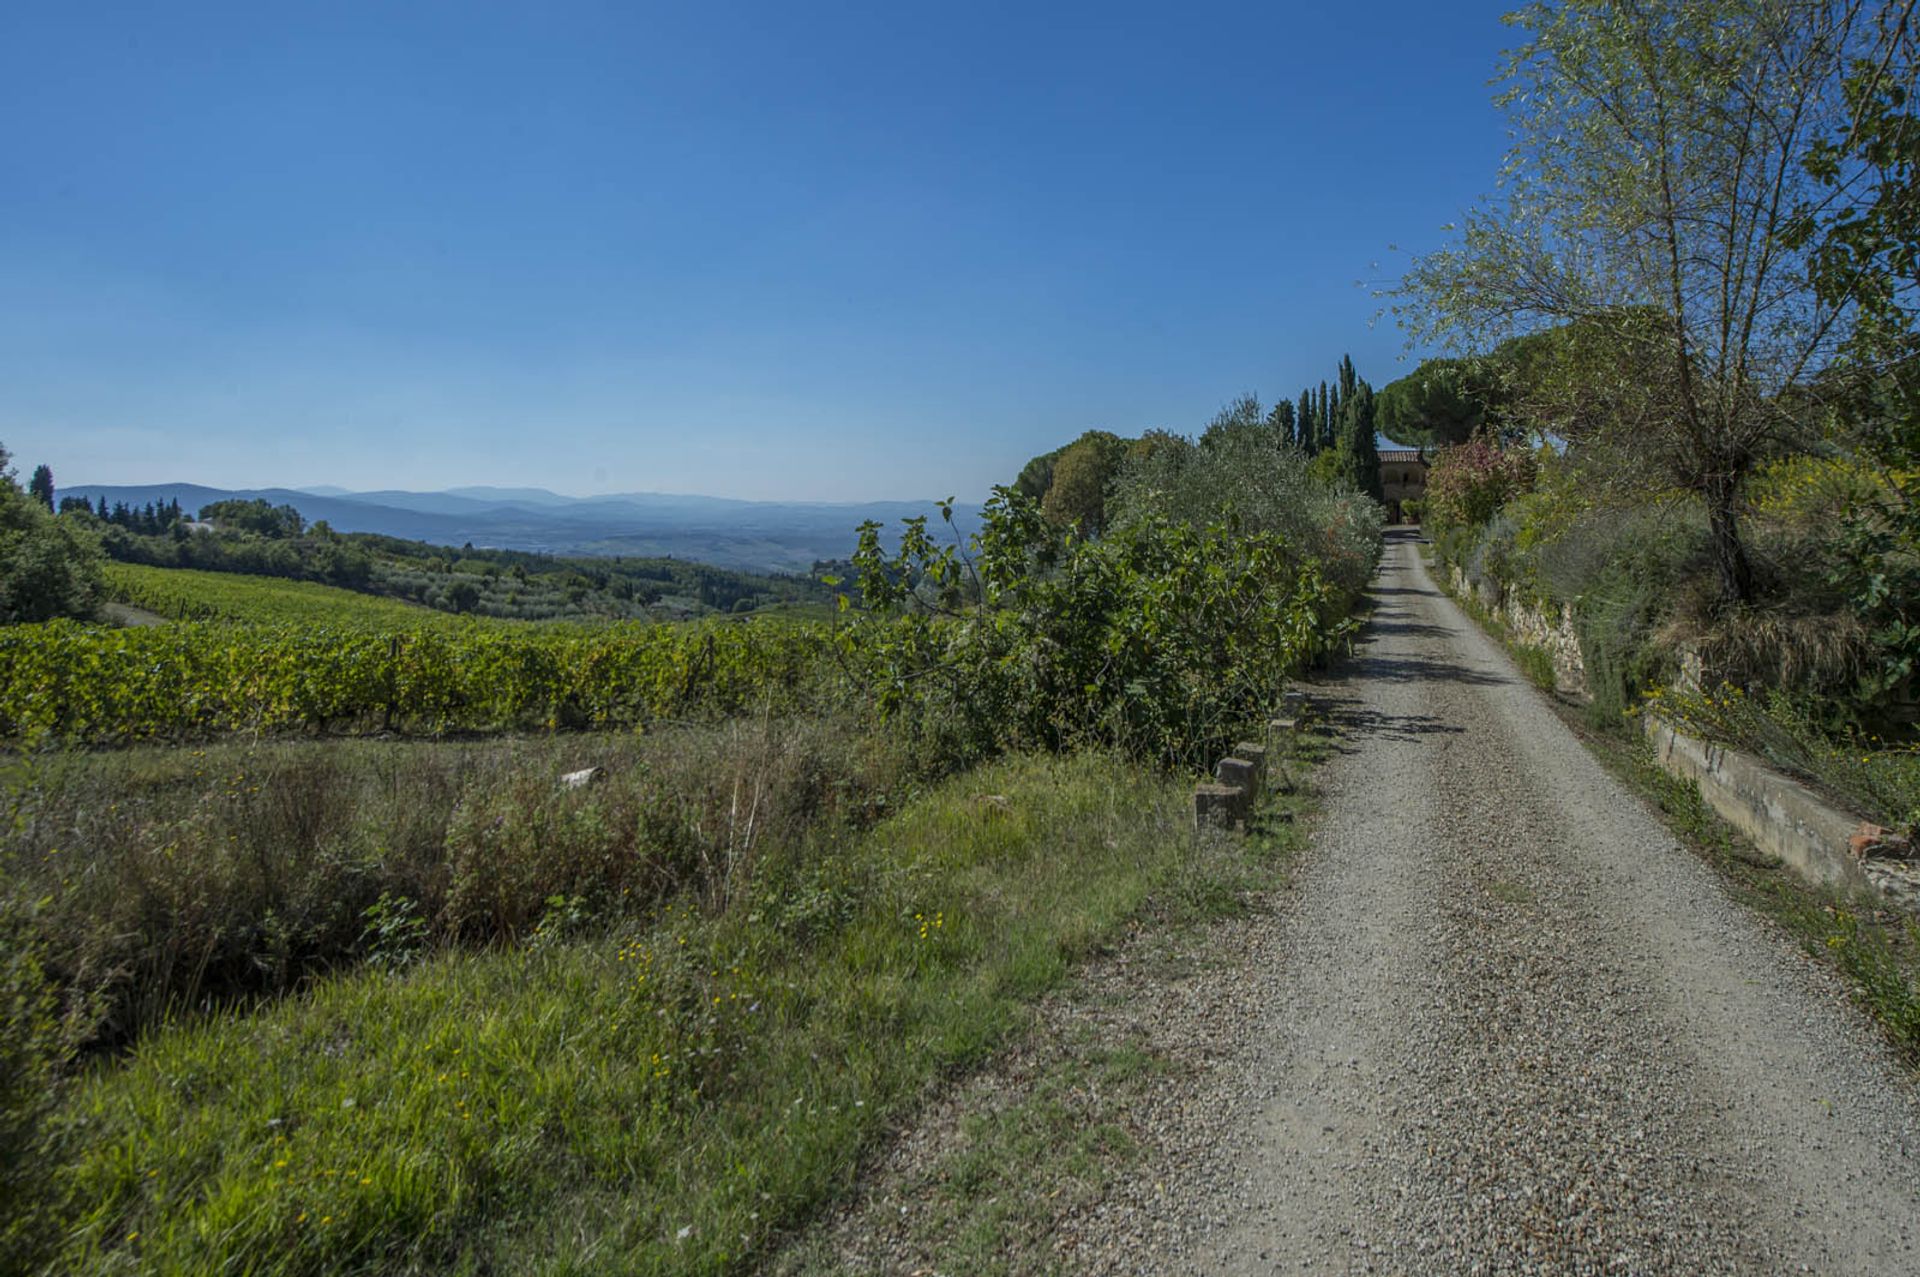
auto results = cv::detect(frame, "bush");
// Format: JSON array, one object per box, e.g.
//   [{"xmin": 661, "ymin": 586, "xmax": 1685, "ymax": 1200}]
[
  {"xmin": 1425, "ymin": 438, "xmax": 1537, "ymax": 539},
  {"xmin": 843, "ymin": 490, "xmax": 1363, "ymax": 770},
  {"xmin": 0, "ymin": 455, "xmax": 103, "ymax": 623},
  {"xmin": 1106, "ymin": 428, "xmax": 1384, "ymax": 601}
]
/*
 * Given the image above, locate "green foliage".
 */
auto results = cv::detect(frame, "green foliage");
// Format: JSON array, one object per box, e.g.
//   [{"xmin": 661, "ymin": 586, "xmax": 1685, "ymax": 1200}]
[
  {"xmin": 0, "ymin": 450, "xmax": 104, "ymax": 624},
  {"xmin": 199, "ymin": 498, "xmax": 306, "ymax": 538},
  {"xmin": 1376, "ymin": 356, "xmax": 1501, "ymax": 447},
  {"xmin": 101, "ymin": 519, "xmax": 827, "ymax": 622},
  {"xmin": 0, "ymin": 615, "xmax": 831, "ymax": 744},
  {"xmin": 2, "ymin": 721, "xmax": 912, "ymax": 1056},
  {"xmin": 1108, "ymin": 427, "xmax": 1384, "ymax": 601},
  {"xmin": 1794, "ymin": 14, "xmax": 1920, "ymax": 372},
  {"xmin": 1039, "ymin": 432, "xmax": 1126, "ymax": 535},
  {"xmin": 16, "ymin": 751, "xmax": 1225, "ymax": 1275},
  {"xmin": 26, "ymin": 465, "xmax": 53, "ymax": 510},
  {"xmin": 1, "ymin": 897, "xmax": 71, "ymax": 1270},
  {"xmin": 1338, "ymin": 381, "xmax": 1383, "ymax": 501},
  {"xmin": 102, "ymin": 562, "xmax": 465, "ymax": 628},
  {"xmin": 1424, "ymin": 438, "xmax": 1538, "ymax": 537},
  {"xmin": 1397, "ymin": 0, "xmax": 1882, "ymax": 602},
  {"xmin": 842, "ymin": 489, "xmax": 1359, "ymax": 770}
]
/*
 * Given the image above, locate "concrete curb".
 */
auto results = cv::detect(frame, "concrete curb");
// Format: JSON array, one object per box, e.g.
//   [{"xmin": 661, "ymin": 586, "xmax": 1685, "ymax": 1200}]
[{"xmin": 1641, "ymin": 712, "xmax": 1874, "ymax": 897}]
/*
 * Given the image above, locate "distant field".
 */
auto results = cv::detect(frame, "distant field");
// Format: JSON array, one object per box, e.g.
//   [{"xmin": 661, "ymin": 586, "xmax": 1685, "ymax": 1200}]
[{"xmin": 103, "ymin": 562, "xmax": 469, "ymax": 628}]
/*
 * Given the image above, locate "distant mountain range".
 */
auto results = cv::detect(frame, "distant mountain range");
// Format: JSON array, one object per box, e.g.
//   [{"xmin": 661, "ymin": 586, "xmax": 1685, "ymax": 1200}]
[{"xmin": 64, "ymin": 482, "xmax": 985, "ymax": 574}]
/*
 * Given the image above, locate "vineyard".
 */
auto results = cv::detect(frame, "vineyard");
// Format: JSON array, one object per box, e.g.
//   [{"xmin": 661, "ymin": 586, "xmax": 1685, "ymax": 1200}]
[
  {"xmin": 103, "ymin": 562, "xmax": 470, "ymax": 629},
  {"xmin": 0, "ymin": 617, "xmax": 831, "ymax": 744}
]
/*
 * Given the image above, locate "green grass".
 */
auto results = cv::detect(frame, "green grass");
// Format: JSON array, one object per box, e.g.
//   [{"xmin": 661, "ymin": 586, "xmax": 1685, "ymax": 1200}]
[
  {"xmin": 9, "ymin": 750, "xmax": 1228, "ymax": 1275},
  {"xmin": 773, "ymin": 730, "xmax": 1324, "ymax": 1275},
  {"xmin": 103, "ymin": 562, "xmax": 475, "ymax": 629},
  {"xmin": 4, "ymin": 720, "xmax": 906, "ymax": 1056}
]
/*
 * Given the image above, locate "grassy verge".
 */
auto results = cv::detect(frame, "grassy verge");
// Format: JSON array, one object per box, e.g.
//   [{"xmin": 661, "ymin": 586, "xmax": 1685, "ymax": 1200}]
[
  {"xmin": 1432, "ymin": 550, "xmax": 1920, "ymax": 1067},
  {"xmin": 774, "ymin": 731, "xmax": 1326, "ymax": 1275},
  {"xmin": 8, "ymin": 748, "xmax": 1254, "ymax": 1275}
]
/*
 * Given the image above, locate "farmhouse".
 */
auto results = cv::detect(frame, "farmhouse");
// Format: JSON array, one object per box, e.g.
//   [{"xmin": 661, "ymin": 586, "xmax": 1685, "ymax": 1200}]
[{"xmin": 1379, "ymin": 447, "xmax": 1428, "ymax": 523}]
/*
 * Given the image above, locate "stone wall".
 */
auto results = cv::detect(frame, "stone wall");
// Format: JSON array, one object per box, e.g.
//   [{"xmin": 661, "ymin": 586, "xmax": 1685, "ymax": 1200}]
[{"xmin": 1447, "ymin": 564, "xmax": 1589, "ymax": 700}]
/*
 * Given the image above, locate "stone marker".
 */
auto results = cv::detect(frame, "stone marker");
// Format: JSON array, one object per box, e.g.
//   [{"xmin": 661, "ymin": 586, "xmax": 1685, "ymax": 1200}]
[
  {"xmin": 560, "ymin": 767, "xmax": 603, "ymax": 790},
  {"xmin": 1194, "ymin": 782, "xmax": 1248, "ymax": 830},
  {"xmin": 1230, "ymin": 742, "xmax": 1267, "ymax": 790},
  {"xmin": 1214, "ymin": 755, "xmax": 1257, "ymax": 794}
]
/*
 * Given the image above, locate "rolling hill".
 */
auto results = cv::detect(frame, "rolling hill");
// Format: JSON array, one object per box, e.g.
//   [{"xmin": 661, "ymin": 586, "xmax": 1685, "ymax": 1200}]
[{"xmin": 64, "ymin": 483, "xmax": 985, "ymax": 573}]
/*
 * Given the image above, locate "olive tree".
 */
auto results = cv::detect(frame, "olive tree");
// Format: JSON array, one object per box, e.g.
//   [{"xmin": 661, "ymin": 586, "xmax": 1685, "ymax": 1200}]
[{"xmin": 1397, "ymin": 0, "xmax": 1907, "ymax": 602}]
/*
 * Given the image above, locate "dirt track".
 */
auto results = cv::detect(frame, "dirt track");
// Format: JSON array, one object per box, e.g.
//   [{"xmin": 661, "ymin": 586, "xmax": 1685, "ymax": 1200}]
[{"xmin": 1079, "ymin": 529, "xmax": 1920, "ymax": 1274}]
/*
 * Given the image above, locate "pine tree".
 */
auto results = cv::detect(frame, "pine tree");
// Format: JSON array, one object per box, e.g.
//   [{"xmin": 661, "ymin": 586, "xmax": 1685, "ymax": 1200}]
[{"xmin": 27, "ymin": 464, "xmax": 53, "ymax": 509}]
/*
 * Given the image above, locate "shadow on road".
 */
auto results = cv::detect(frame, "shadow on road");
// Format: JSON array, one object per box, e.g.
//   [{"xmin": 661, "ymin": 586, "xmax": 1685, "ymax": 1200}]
[
  {"xmin": 1312, "ymin": 693, "xmax": 1466, "ymax": 748},
  {"xmin": 1364, "ymin": 618, "xmax": 1456, "ymax": 640}
]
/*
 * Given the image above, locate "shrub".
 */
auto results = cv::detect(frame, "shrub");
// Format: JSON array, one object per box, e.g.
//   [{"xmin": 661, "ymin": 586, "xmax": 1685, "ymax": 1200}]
[
  {"xmin": 1425, "ymin": 438, "xmax": 1538, "ymax": 539},
  {"xmin": 0, "ymin": 453, "xmax": 103, "ymax": 623},
  {"xmin": 842, "ymin": 490, "xmax": 1362, "ymax": 770},
  {"xmin": 1106, "ymin": 429, "xmax": 1383, "ymax": 601}
]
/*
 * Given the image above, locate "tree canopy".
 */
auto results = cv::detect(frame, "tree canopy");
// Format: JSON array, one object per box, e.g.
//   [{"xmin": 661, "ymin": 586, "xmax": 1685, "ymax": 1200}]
[{"xmin": 1396, "ymin": 0, "xmax": 1909, "ymax": 602}]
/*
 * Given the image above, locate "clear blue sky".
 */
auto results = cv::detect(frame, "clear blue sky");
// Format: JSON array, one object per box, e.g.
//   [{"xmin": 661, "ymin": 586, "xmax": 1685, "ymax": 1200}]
[{"xmin": 3, "ymin": 1, "xmax": 1513, "ymax": 502}]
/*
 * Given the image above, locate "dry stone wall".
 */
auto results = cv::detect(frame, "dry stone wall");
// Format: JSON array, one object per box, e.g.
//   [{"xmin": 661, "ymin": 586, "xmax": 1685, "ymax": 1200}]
[{"xmin": 1447, "ymin": 564, "xmax": 1589, "ymax": 700}]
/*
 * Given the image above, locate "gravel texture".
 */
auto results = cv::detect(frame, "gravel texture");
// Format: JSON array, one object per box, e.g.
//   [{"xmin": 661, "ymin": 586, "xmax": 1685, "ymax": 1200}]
[{"xmin": 773, "ymin": 529, "xmax": 1920, "ymax": 1275}]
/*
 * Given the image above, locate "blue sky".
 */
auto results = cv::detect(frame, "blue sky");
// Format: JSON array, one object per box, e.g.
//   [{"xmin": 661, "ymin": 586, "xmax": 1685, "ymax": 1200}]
[{"xmin": 3, "ymin": 1, "xmax": 1514, "ymax": 502}]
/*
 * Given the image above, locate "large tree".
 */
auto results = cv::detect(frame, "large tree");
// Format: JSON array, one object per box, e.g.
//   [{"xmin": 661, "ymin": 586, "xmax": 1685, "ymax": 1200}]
[
  {"xmin": 1398, "ymin": 0, "xmax": 1905, "ymax": 603},
  {"xmin": 26, "ymin": 465, "xmax": 53, "ymax": 509},
  {"xmin": 0, "ymin": 446, "xmax": 102, "ymax": 622},
  {"xmin": 1376, "ymin": 356, "xmax": 1502, "ymax": 447},
  {"xmin": 1340, "ymin": 381, "xmax": 1385, "ymax": 500}
]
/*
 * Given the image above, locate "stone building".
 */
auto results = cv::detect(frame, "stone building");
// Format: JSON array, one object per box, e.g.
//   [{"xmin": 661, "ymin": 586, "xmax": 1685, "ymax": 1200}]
[{"xmin": 1379, "ymin": 447, "xmax": 1428, "ymax": 523}]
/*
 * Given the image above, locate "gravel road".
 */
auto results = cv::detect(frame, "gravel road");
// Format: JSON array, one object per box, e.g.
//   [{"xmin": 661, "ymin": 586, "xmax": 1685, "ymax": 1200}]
[{"xmin": 1073, "ymin": 529, "xmax": 1920, "ymax": 1275}]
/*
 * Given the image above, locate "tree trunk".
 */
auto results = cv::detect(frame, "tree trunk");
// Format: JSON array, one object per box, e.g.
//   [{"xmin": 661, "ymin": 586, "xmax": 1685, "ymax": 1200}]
[{"xmin": 1704, "ymin": 471, "xmax": 1755, "ymax": 604}]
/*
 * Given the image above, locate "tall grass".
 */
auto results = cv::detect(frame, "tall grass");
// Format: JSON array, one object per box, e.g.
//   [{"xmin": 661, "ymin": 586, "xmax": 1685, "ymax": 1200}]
[
  {"xmin": 11, "ymin": 751, "xmax": 1227, "ymax": 1275},
  {"xmin": 4, "ymin": 721, "xmax": 915, "ymax": 1056}
]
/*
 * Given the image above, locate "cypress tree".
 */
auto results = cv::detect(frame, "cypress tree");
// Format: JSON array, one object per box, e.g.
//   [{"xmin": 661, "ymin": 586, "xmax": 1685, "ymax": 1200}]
[
  {"xmin": 1297, "ymin": 390, "xmax": 1316, "ymax": 454},
  {"xmin": 1266, "ymin": 398, "xmax": 1296, "ymax": 448},
  {"xmin": 1344, "ymin": 382, "xmax": 1383, "ymax": 500}
]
